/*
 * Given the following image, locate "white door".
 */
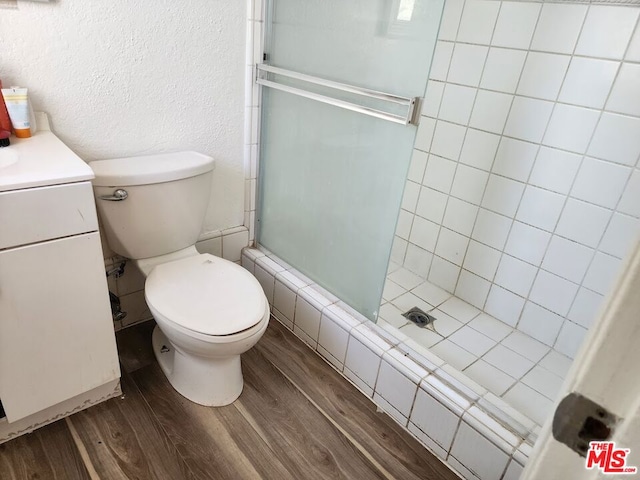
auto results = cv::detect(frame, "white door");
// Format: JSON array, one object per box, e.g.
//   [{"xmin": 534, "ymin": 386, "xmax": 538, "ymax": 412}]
[{"xmin": 523, "ymin": 239, "xmax": 640, "ymax": 479}]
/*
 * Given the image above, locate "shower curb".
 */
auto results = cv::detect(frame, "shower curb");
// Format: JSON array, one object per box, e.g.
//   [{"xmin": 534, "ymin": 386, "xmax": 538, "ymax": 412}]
[{"xmin": 242, "ymin": 246, "xmax": 536, "ymax": 480}]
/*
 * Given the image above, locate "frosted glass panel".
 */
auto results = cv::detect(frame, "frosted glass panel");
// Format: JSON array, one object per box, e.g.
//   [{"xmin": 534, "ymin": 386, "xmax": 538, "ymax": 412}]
[{"xmin": 258, "ymin": 0, "xmax": 443, "ymax": 320}]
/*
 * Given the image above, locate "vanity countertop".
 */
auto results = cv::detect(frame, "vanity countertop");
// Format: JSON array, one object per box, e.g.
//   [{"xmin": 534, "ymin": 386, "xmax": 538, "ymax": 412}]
[{"xmin": 0, "ymin": 113, "xmax": 94, "ymax": 193}]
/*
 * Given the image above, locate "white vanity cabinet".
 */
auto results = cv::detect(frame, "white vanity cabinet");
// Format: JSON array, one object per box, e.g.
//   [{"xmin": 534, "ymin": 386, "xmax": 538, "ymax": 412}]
[{"xmin": 0, "ymin": 120, "xmax": 120, "ymax": 438}]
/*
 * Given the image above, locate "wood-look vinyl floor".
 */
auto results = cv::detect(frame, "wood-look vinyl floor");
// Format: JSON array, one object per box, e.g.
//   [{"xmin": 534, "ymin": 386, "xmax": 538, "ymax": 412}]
[{"xmin": 0, "ymin": 319, "xmax": 459, "ymax": 479}]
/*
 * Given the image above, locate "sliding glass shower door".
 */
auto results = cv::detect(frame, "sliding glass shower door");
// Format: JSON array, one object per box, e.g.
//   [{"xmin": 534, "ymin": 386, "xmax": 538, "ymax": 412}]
[{"xmin": 258, "ymin": 0, "xmax": 443, "ymax": 320}]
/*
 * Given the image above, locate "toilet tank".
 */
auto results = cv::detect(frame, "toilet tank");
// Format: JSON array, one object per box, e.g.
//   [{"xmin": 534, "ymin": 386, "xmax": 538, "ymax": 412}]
[{"xmin": 89, "ymin": 152, "xmax": 215, "ymax": 260}]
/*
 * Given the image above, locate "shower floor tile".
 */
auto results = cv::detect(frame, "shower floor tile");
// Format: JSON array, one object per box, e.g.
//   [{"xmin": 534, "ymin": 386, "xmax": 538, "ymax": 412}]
[{"xmin": 380, "ymin": 268, "xmax": 573, "ymax": 427}]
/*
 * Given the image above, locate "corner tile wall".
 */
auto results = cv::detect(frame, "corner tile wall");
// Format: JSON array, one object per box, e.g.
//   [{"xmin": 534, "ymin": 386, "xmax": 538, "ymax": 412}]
[{"xmin": 392, "ymin": 0, "xmax": 640, "ymax": 359}]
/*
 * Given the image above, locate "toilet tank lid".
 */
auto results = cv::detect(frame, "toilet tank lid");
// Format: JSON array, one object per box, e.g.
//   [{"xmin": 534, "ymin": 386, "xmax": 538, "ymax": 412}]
[{"xmin": 89, "ymin": 151, "xmax": 214, "ymax": 187}]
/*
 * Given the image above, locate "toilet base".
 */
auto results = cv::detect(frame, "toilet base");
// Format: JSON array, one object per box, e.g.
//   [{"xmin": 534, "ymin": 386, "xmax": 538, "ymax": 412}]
[{"xmin": 152, "ymin": 326, "xmax": 244, "ymax": 406}]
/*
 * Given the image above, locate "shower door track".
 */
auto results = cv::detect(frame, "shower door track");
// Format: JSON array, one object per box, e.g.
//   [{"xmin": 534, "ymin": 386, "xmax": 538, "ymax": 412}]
[{"xmin": 256, "ymin": 63, "xmax": 421, "ymax": 126}]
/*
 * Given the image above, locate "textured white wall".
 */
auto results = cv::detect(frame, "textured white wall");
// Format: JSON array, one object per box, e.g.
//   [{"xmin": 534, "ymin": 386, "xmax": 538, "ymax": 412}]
[{"xmin": 0, "ymin": 0, "xmax": 246, "ymax": 234}]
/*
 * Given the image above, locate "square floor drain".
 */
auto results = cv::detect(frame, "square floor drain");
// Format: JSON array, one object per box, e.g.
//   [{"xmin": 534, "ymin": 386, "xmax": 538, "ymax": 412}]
[{"xmin": 402, "ymin": 307, "xmax": 436, "ymax": 328}]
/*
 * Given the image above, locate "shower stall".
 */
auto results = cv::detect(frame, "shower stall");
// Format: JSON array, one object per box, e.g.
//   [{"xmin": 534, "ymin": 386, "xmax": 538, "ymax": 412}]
[{"xmin": 247, "ymin": 0, "xmax": 640, "ymax": 477}]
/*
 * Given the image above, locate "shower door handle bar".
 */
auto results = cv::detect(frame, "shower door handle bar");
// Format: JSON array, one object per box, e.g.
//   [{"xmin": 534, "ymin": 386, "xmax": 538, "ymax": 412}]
[
  {"xmin": 257, "ymin": 79, "xmax": 409, "ymax": 125},
  {"xmin": 256, "ymin": 64, "xmax": 420, "ymax": 126}
]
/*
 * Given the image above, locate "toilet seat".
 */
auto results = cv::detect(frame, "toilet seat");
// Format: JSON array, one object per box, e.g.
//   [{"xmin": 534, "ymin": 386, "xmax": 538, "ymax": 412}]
[{"xmin": 145, "ymin": 253, "xmax": 268, "ymax": 337}]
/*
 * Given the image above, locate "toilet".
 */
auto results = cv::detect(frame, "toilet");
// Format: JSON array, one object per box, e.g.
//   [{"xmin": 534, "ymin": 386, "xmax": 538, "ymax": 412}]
[{"xmin": 89, "ymin": 152, "xmax": 269, "ymax": 406}]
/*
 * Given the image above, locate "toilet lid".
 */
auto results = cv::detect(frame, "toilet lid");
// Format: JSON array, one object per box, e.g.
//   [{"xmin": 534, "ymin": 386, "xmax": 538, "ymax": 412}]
[{"xmin": 145, "ymin": 254, "xmax": 267, "ymax": 336}]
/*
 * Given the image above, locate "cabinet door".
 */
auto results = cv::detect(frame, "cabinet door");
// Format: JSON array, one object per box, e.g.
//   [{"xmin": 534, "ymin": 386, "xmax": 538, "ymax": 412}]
[{"xmin": 0, "ymin": 232, "xmax": 120, "ymax": 422}]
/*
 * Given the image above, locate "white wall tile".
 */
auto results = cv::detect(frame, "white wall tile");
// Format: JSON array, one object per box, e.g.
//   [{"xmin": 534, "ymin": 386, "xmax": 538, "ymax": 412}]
[
  {"xmin": 540, "ymin": 350, "xmax": 573, "ymax": 378},
  {"xmin": 494, "ymin": 254, "xmax": 537, "ymax": 297},
  {"xmin": 588, "ymin": 113, "xmax": 640, "ymax": 167},
  {"xmin": 439, "ymin": 296, "xmax": 481, "ymax": 322},
  {"xmin": 429, "ymin": 256, "xmax": 462, "ymax": 292},
  {"xmin": 571, "ymin": 157, "xmax": 631, "ymax": 209},
  {"xmin": 435, "ymin": 228, "xmax": 470, "ymax": 266},
  {"xmin": 443, "ymin": 197, "xmax": 478, "ymax": 236},
  {"xmin": 531, "ymin": 3, "xmax": 587, "ymax": 54},
  {"xmin": 600, "ymin": 213, "xmax": 640, "ymax": 259},
  {"xmin": 431, "ymin": 122, "xmax": 466, "ymax": 161},
  {"xmin": 401, "ymin": 181, "xmax": 420, "ymax": 211},
  {"xmin": 410, "ymin": 387, "xmax": 460, "ymax": 451},
  {"xmin": 273, "ymin": 278, "xmax": 297, "ymax": 321},
  {"xmin": 391, "ymin": 237, "xmax": 408, "ymax": 265},
  {"xmin": 459, "ymin": 128, "xmax": 501, "ymax": 171},
  {"xmin": 543, "ymin": 104, "xmax": 600, "ymax": 154},
  {"xmin": 492, "ymin": 1, "xmax": 541, "ymax": 49},
  {"xmin": 416, "ymin": 187, "xmax": 448, "ymax": 223},
  {"xmin": 568, "ymin": 288, "xmax": 605, "ymax": 329},
  {"xmin": 430, "ymin": 41, "xmax": 454, "ymax": 81},
  {"xmin": 504, "ymin": 461, "xmax": 524, "ymax": 480},
  {"xmin": 575, "ymin": 6, "xmax": 640, "ymax": 60},
  {"xmin": 318, "ymin": 312, "xmax": 350, "ymax": 364},
  {"xmin": 253, "ymin": 263, "xmax": 275, "ymax": 303},
  {"xmin": 555, "ymin": 321, "xmax": 587, "ymax": 359},
  {"xmin": 583, "ymin": 252, "xmax": 622, "ymax": 295},
  {"xmin": 448, "ymin": 456, "xmax": 480, "ymax": 480},
  {"xmin": 559, "ymin": 57, "xmax": 619, "ymax": 109},
  {"xmin": 529, "ymin": 270, "xmax": 579, "ymax": 316},
  {"xmin": 464, "ymin": 360, "xmax": 515, "ymax": 396},
  {"xmin": 375, "ymin": 360, "xmax": 419, "ymax": 417},
  {"xmin": 404, "ymin": 244, "xmax": 433, "ymax": 278},
  {"xmin": 516, "ymin": 186, "xmax": 565, "ymax": 232},
  {"xmin": 450, "ymin": 165, "xmax": 490, "ymax": 205},
  {"xmin": 628, "ymin": 21, "xmax": 640, "ymax": 61},
  {"xmin": 457, "ymin": 1, "xmax": 500, "ymax": 45},
  {"xmin": 472, "ymin": 209, "xmax": 512, "ymax": 250},
  {"xmin": 463, "ymin": 240, "xmax": 501, "ymax": 280},
  {"xmin": 493, "ymin": 137, "xmax": 538, "ymax": 182},
  {"xmin": 447, "ymin": 44, "xmax": 489, "ymax": 87},
  {"xmin": 504, "ymin": 96, "xmax": 554, "ymax": 143},
  {"xmin": 556, "ymin": 198, "xmax": 612, "ymax": 248},
  {"xmin": 468, "ymin": 313, "xmax": 512, "ymax": 341},
  {"xmin": 410, "ymin": 216, "xmax": 440, "ymax": 252},
  {"xmin": 481, "ymin": 175, "xmax": 525, "ymax": 217},
  {"xmin": 517, "ymin": 52, "xmax": 570, "ymax": 101},
  {"xmin": 529, "ymin": 147, "xmax": 581, "ymax": 194},
  {"xmin": 344, "ymin": 336, "xmax": 381, "ymax": 388},
  {"xmin": 485, "ymin": 285, "xmax": 525, "ymax": 327},
  {"xmin": 469, "ymin": 90, "xmax": 513, "ymax": 134},
  {"xmin": 505, "ymin": 221, "xmax": 551, "ymax": 265},
  {"xmin": 438, "ymin": 0, "xmax": 465, "ymax": 41},
  {"xmin": 481, "ymin": 48, "xmax": 527, "ymax": 94},
  {"xmin": 408, "ymin": 150, "xmax": 428, "ymax": 183},
  {"xmin": 430, "ymin": 339, "xmax": 477, "ymax": 370},
  {"xmin": 450, "ymin": 325, "xmax": 496, "ymax": 356},
  {"xmin": 522, "ymin": 365, "xmax": 563, "ymax": 400},
  {"xmin": 423, "ymin": 81, "xmax": 444, "ymax": 118},
  {"xmin": 294, "ymin": 296, "xmax": 322, "ymax": 342},
  {"xmin": 373, "ymin": 394, "xmax": 408, "ymax": 426},
  {"xmin": 439, "ymin": 84, "xmax": 477, "ymax": 125},
  {"xmin": 542, "ymin": 235, "xmax": 594, "ymax": 283},
  {"xmin": 451, "ymin": 422, "xmax": 510, "ymax": 480},
  {"xmin": 503, "ymin": 382, "xmax": 553, "ymax": 425},
  {"xmin": 606, "ymin": 63, "xmax": 640, "ymax": 118},
  {"xmin": 518, "ymin": 302, "xmax": 564, "ymax": 346},
  {"xmin": 618, "ymin": 170, "xmax": 640, "ymax": 218},
  {"xmin": 394, "ymin": 208, "xmax": 412, "ymax": 238},
  {"xmin": 408, "ymin": 423, "xmax": 448, "ymax": 461},
  {"xmin": 414, "ymin": 117, "xmax": 436, "ymax": 152},
  {"xmin": 484, "ymin": 344, "xmax": 534, "ymax": 378},
  {"xmin": 222, "ymin": 230, "xmax": 249, "ymax": 262},
  {"xmin": 456, "ymin": 270, "xmax": 491, "ymax": 309}
]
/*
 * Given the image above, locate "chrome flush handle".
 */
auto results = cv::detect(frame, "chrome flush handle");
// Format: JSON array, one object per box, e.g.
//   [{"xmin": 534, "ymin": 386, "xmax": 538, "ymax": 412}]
[{"xmin": 99, "ymin": 189, "xmax": 128, "ymax": 201}]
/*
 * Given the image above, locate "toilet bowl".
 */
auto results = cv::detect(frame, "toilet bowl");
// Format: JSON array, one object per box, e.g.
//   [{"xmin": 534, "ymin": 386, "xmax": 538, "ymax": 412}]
[{"xmin": 89, "ymin": 152, "xmax": 269, "ymax": 406}]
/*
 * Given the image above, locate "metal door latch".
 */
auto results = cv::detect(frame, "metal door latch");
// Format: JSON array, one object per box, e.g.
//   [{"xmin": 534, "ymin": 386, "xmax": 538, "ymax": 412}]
[{"xmin": 552, "ymin": 392, "xmax": 619, "ymax": 457}]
